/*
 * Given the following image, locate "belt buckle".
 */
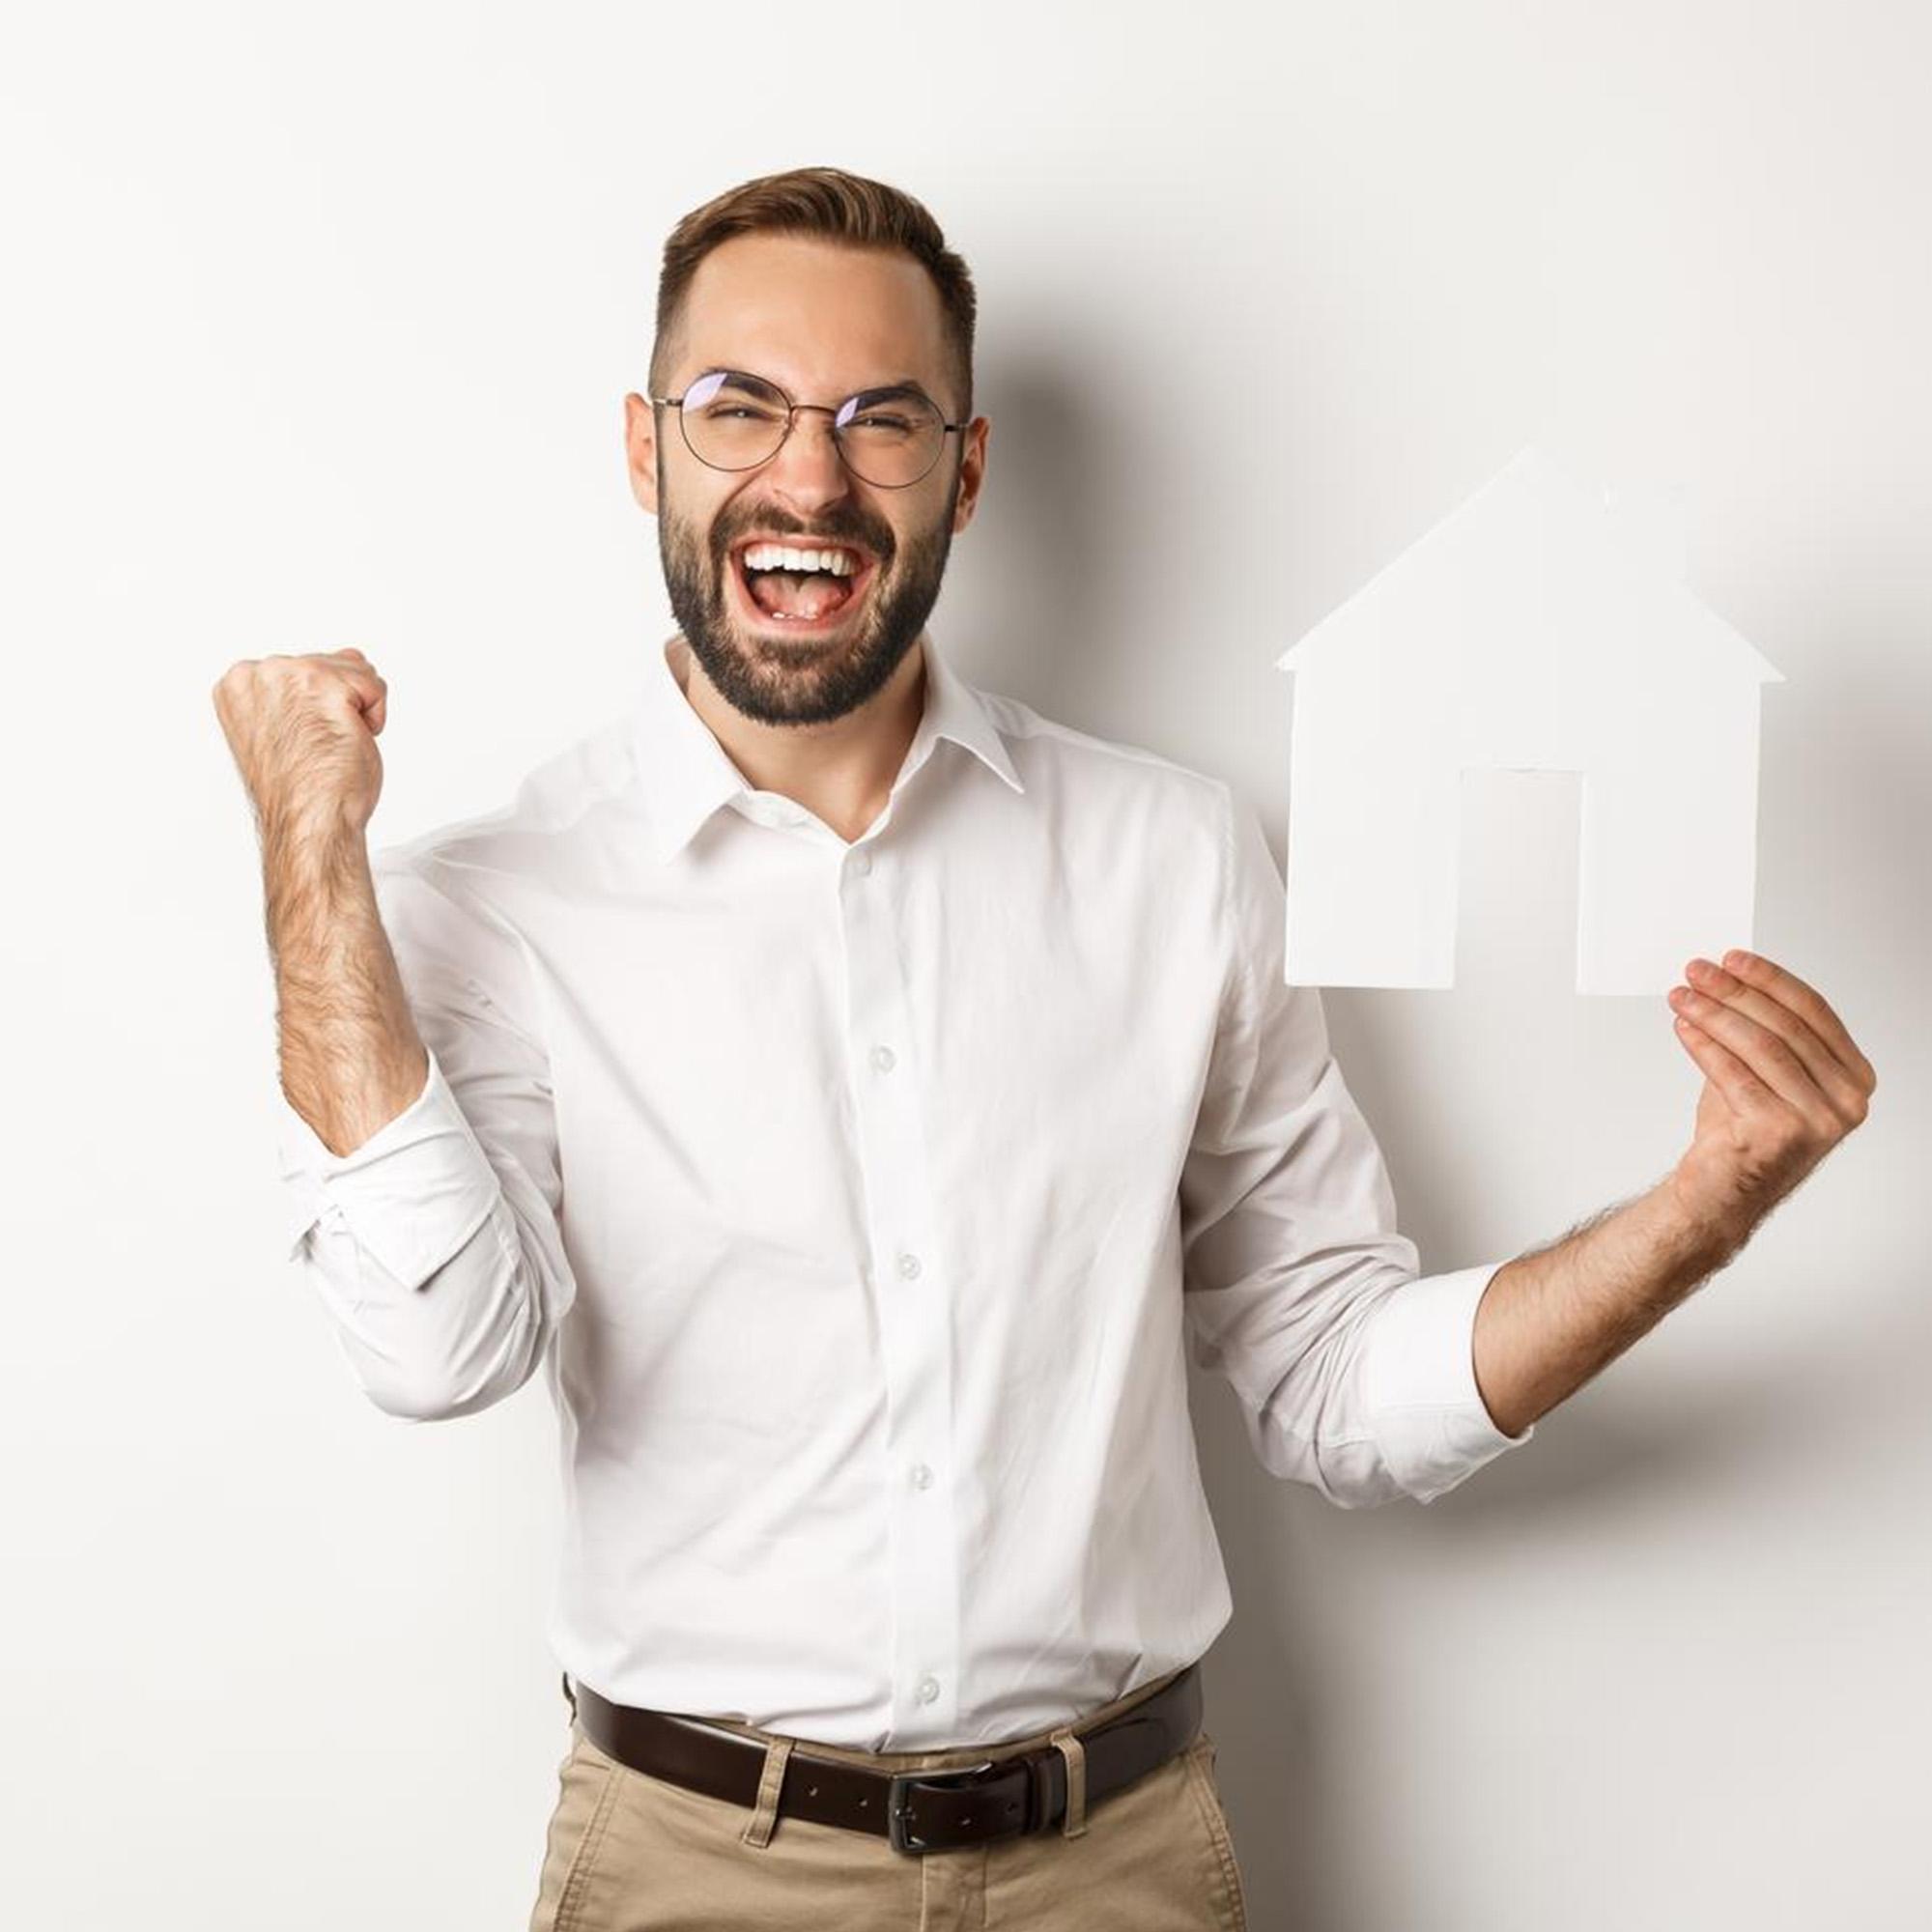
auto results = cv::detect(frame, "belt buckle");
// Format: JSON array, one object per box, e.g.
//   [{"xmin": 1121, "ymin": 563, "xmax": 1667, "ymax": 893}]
[{"xmin": 886, "ymin": 1758, "xmax": 1004, "ymax": 1855}]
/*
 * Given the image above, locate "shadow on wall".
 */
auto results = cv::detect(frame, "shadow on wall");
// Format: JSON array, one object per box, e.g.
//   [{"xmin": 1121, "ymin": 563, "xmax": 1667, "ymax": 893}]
[
  {"xmin": 1184, "ymin": 1274, "xmax": 1929, "ymax": 1931},
  {"xmin": 940, "ymin": 340, "xmax": 1148, "ymax": 722}
]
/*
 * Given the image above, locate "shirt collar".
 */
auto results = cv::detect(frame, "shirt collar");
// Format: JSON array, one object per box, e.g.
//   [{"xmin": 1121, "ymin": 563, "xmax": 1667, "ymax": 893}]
[{"xmin": 632, "ymin": 627, "xmax": 1025, "ymax": 864}]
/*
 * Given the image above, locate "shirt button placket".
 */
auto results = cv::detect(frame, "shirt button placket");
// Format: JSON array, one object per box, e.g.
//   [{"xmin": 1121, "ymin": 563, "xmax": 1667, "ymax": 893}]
[{"xmin": 838, "ymin": 840, "xmax": 961, "ymax": 1741}]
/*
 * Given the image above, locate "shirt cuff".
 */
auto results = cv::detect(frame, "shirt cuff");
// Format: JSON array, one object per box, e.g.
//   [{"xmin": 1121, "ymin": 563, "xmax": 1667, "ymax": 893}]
[
  {"xmin": 1358, "ymin": 1260, "xmax": 1534, "ymax": 1504},
  {"xmin": 275, "ymin": 1045, "xmax": 503, "ymax": 1293}
]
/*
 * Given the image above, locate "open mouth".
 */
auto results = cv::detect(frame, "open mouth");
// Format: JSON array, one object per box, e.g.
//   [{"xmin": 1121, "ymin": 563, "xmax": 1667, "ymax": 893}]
[{"xmin": 728, "ymin": 538, "xmax": 880, "ymax": 637}]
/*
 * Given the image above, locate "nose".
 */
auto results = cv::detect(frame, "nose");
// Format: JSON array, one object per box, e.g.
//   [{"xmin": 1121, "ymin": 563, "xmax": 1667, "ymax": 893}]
[{"xmin": 759, "ymin": 406, "xmax": 853, "ymax": 516}]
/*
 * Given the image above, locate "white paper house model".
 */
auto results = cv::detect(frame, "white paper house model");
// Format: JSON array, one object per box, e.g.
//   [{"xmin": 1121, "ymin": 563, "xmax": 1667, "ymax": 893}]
[{"xmin": 1273, "ymin": 445, "xmax": 1783, "ymax": 995}]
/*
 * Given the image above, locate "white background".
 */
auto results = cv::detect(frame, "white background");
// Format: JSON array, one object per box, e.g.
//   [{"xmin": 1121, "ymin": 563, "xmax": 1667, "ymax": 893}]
[{"xmin": 4, "ymin": 3, "xmax": 1926, "ymax": 1927}]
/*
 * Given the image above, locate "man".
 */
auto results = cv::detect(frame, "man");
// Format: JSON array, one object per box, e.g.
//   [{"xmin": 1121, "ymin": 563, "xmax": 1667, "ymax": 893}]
[{"xmin": 213, "ymin": 167, "xmax": 1875, "ymax": 1930}]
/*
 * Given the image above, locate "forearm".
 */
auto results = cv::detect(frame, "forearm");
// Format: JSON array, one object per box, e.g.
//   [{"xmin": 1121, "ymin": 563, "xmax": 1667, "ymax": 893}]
[
  {"xmin": 1470, "ymin": 1178, "xmax": 1752, "ymax": 1439},
  {"xmin": 265, "ymin": 813, "xmax": 428, "ymax": 1157}
]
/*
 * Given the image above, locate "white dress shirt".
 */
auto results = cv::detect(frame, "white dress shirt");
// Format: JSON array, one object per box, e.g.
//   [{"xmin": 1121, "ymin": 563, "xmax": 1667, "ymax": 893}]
[{"xmin": 275, "ymin": 627, "xmax": 1534, "ymax": 1751}]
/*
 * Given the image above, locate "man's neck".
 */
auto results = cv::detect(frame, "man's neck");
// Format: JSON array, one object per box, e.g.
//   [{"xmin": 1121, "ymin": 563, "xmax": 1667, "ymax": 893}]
[{"xmin": 672, "ymin": 632, "xmax": 928, "ymax": 845}]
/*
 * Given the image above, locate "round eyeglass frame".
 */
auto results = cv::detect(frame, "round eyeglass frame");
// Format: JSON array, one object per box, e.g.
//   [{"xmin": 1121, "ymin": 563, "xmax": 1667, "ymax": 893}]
[{"xmin": 648, "ymin": 369, "xmax": 970, "ymax": 489}]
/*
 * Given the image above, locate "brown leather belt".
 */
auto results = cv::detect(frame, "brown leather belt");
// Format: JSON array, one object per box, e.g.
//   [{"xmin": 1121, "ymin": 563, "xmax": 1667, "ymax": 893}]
[{"xmin": 565, "ymin": 1662, "xmax": 1203, "ymax": 1856}]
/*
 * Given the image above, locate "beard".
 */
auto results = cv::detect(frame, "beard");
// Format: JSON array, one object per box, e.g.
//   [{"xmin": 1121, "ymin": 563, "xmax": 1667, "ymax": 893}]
[{"xmin": 658, "ymin": 455, "xmax": 962, "ymax": 727}]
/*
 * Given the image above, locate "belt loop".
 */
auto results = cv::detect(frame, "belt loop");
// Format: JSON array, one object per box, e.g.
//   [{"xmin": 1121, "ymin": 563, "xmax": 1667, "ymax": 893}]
[
  {"xmin": 1048, "ymin": 1726, "xmax": 1088, "ymax": 1837},
  {"xmin": 560, "ymin": 1671, "xmax": 578, "ymax": 1719},
  {"xmin": 740, "ymin": 1734, "xmax": 795, "ymax": 1849}
]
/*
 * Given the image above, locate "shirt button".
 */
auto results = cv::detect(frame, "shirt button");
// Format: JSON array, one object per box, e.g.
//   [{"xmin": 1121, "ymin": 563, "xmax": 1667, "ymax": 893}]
[
  {"xmin": 851, "ymin": 850, "xmax": 872, "ymax": 876},
  {"xmin": 910, "ymin": 1462, "xmax": 933, "ymax": 1490},
  {"xmin": 916, "ymin": 1674, "xmax": 940, "ymax": 1704},
  {"xmin": 896, "ymin": 1252, "xmax": 922, "ymax": 1281},
  {"xmin": 870, "ymin": 1044, "xmax": 895, "ymax": 1073}
]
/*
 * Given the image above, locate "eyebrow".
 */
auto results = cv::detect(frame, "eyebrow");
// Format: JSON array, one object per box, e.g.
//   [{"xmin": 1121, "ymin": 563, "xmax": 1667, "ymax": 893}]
[{"xmin": 706, "ymin": 368, "xmax": 939, "ymax": 405}]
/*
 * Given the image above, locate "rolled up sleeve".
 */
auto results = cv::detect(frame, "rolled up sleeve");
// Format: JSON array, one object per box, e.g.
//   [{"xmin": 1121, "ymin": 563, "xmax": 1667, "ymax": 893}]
[
  {"xmin": 1179, "ymin": 788, "xmax": 1534, "ymax": 1508},
  {"xmin": 277, "ymin": 1044, "xmax": 500, "ymax": 1290},
  {"xmin": 274, "ymin": 843, "xmax": 580, "ymax": 1422}
]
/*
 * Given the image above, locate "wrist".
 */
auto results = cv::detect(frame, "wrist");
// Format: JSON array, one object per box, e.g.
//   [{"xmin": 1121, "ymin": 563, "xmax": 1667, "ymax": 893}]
[
  {"xmin": 263, "ymin": 809, "xmax": 370, "ymax": 886},
  {"xmin": 260, "ymin": 785, "xmax": 369, "ymax": 847},
  {"xmin": 1661, "ymin": 1162, "xmax": 1755, "ymax": 1270}
]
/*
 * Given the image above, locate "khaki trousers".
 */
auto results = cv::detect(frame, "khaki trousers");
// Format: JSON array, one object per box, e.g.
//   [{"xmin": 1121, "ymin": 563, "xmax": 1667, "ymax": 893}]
[{"xmin": 526, "ymin": 1664, "xmax": 1248, "ymax": 1930}]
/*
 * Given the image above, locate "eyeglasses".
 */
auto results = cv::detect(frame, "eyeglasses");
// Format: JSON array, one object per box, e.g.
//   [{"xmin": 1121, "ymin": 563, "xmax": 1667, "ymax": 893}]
[{"xmin": 649, "ymin": 368, "xmax": 969, "ymax": 489}]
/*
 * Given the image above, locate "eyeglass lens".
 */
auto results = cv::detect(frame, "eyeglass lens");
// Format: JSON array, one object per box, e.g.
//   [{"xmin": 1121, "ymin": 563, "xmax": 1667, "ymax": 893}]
[{"xmin": 679, "ymin": 370, "xmax": 946, "ymax": 486}]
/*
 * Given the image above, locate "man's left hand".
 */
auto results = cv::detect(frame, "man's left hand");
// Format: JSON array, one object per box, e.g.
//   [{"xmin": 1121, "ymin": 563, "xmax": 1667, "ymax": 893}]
[{"xmin": 1665, "ymin": 949, "xmax": 1876, "ymax": 1246}]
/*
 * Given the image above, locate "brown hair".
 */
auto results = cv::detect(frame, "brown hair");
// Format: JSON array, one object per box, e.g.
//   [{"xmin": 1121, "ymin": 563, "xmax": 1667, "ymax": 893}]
[{"xmin": 648, "ymin": 166, "xmax": 978, "ymax": 421}]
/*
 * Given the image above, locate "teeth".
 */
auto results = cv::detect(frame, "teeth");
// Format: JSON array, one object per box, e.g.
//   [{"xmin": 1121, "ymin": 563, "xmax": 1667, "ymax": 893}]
[{"xmin": 741, "ymin": 542, "xmax": 859, "ymax": 576}]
